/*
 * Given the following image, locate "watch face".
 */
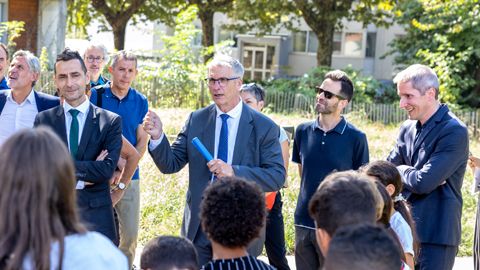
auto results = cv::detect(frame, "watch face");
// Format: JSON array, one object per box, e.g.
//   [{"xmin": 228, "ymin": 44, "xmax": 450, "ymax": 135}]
[{"xmin": 118, "ymin": 183, "xmax": 126, "ymax": 190}]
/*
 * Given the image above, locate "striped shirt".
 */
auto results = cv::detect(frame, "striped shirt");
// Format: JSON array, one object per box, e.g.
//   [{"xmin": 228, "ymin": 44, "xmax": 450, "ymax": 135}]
[{"xmin": 201, "ymin": 256, "xmax": 276, "ymax": 270}]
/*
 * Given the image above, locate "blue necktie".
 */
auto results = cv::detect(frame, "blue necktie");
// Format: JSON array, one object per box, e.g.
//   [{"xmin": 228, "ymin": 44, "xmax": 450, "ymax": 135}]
[
  {"xmin": 217, "ymin": 114, "xmax": 230, "ymax": 163},
  {"xmin": 69, "ymin": 109, "xmax": 80, "ymax": 159}
]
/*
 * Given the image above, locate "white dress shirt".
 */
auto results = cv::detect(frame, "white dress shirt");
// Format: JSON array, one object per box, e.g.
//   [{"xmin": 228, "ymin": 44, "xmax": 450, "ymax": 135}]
[
  {"xmin": 63, "ymin": 97, "xmax": 90, "ymax": 189},
  {"xmin": 63, "ymin": 97, "xmax": 90, "ymax": 150},
  {"xmin": 149, "ymin": 100, "xmax": 244, "ymax": 162},
  {"xmin": 213, "ymin": 100, "xmax": 243, "ymax": 164},
  {"xmin": 0, "ymin": 89, "xmax": 38, "ymax": 146}
]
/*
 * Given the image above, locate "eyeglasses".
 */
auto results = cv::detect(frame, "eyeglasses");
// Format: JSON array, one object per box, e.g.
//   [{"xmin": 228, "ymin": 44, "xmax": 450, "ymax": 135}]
[
  {"xmin": 205, "ymin": 77, "xmax": 239, "ymax": 87},
  {"xmin": 86, "ymin": 56, "xmax": 104, "ymax": 63},
  {"xmin": 241, "ymin": 83, "xmax": 265, "ymax": 101},
  {"xmin": 315, "ymin": 86, "xmax": 346, "ymax": 100}
]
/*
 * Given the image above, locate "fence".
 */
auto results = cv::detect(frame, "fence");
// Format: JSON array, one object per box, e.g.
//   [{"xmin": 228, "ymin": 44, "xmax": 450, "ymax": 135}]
[{"xmin": 37, "ymin": 72, "xmax": 480, "ymax": 136}]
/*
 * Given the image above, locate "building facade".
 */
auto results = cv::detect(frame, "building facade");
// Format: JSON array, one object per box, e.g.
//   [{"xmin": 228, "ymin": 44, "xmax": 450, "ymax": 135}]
[
  {"xmin": 1, "ymin": 0, "xmax": 66, "ymax": 65},
  {"xmin": 209, "ymin": 13, "xmax": 404, "ymax": 81}
]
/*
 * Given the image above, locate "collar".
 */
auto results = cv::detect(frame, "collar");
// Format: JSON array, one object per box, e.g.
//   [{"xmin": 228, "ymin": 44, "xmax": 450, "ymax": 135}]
[
  {"xmin": 7, "ymin": 88, "xmax": 36, "ymax": 106},
  {"xmin": 92, "ymin": 74, "xmax": 107, "ymax": 85},
  {"xmin": 104, "ymin": 82, "xmax": 134, "ymax": 101},
  {"xmin": 417, "ymin": 103, "xmax": 447, "ymax": 129},
  {"xmin": 63, "ymin": 96, "xmax": 90, "ymax": 115},
  {"xmin": 215, "ymin": 99, "xmax": 243, "ymax": 119},
  {"xmin": 312, "ymin": 116, "xmax": 347, "ymax": 135}
]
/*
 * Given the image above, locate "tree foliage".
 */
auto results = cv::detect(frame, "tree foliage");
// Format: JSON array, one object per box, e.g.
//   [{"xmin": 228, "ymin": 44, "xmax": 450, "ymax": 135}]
[
  {"xmin": 0, "ymin": 21, "xmax": 25, "ymax": 55},
  {"xmin": 67, "ymin": 0, "xmax": 180, "ymax": 50},
  {"xmin": 135, "ymin": 6, "xmax": 233, "ymax": 108},
  {"xmin": 389, "ymin": 0, "xmax": 480, "ymax": 106},
  {"xmin": 224, "ymin": 0, "xmax": 395, "ymax": 66}
]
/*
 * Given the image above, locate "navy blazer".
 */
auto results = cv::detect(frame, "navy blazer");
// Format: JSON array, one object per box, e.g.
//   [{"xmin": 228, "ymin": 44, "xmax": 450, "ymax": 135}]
[
  {"xmin": 34, "ymin": 103, "xmax": 123, "ymax": 243},
  {"xmin": 0, "ymin": 90, "xmax": 59, "ymax": 114},
  {"xmin": 149, "ymin": 102, "xmax": 286, "ymax": 241},
  {"xmin": 387, "ymin": 104, "xmax": 469, "ymax": 246}
]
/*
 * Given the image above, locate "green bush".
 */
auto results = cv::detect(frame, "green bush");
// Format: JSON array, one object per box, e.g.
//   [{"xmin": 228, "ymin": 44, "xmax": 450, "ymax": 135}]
[{"xmin": 261, "ymin": 66, "xmax": 397, "ymax": 104}]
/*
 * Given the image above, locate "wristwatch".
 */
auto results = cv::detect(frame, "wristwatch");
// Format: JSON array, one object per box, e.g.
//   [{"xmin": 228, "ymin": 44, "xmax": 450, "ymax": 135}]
[{"xmin": 117, "ymin": 182, "xmax": 126, "ymax": 190}]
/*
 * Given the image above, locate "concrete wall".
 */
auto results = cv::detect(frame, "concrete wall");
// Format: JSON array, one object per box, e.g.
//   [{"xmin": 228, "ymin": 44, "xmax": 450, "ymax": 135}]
[{"xmin": 37, "ymin": 0, "xmax": 67, "ymax": 66}]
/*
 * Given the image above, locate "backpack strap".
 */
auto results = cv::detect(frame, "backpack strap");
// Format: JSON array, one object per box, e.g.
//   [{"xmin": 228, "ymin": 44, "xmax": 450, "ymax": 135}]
[{"xmin": 94, "ymin": 86, "xmax": 106, "ymax": 108}]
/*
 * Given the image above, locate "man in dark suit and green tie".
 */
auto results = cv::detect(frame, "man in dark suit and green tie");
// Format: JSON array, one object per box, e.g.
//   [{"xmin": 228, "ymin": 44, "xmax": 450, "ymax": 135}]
[{"xmin": 34, "ymin": 48, "xmax": 122, "ymax": 244}]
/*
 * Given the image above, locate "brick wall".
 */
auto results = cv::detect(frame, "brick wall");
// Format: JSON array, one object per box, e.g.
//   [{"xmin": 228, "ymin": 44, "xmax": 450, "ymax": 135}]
[{"xmin": 9, "ymin": 0, "xmax": 38, "ymax": 53}]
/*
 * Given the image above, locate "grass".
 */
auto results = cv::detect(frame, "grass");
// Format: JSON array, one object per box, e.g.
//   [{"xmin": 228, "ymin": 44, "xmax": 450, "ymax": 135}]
[{"xmin": 139, "ymin": 108, "xmax": 478, "ymax": 256}]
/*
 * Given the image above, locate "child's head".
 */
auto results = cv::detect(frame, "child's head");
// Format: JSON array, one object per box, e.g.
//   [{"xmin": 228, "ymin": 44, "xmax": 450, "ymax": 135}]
[
  {"xmin": 200, "ymin": 177, "xmax": 265, "ymax": 249},
  {"xmin": 140, "ymin": 236, "xmax": 198, "ymax": 270},
  {"xmin": 363, "ymin": 160, "xmax": 402, "ymax": 198},
  {"xmin": 324, "ymin": 223, "xmax": 403, "ymax": 270},
  {"xmin": 308, "ymin": 171, "xmax": 382, "ymax": 255},
  {"xmin": 374, "ymin": 180, "xmax": 393, "ymax": 226}
]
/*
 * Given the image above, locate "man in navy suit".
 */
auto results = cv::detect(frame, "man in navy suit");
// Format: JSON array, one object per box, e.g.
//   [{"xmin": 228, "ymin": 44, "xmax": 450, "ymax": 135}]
[
  {"xmin": 0, "ymin": 43, "xmax": 9, "ymax": 90},
  {"xmin": 34, "ymin": 48, "xmax": 122, "ymax": 243},
  {"xmin": 387, "ymin": 64, "xmax": 469, "ymax": 270},
  {"xmin": 0, "ymin": 50, "xmax": 59, "ymax": 145},
  {"xmin": 143, "ymin": 54, "xmax": 286, "ymax": 265}
]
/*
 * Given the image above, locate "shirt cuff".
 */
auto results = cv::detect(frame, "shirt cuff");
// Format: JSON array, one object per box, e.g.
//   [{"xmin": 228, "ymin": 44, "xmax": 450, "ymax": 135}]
[
  {"xmin": 76, "ymin": 181, "xmax": 85, "ymax": 190},
  {"xmin": 474, "ymin": 168, "xmax": 480, "ymax": 193},
  {"xmin": 148, "ymin": 133, "xmax": 165, "ymax": 151}
]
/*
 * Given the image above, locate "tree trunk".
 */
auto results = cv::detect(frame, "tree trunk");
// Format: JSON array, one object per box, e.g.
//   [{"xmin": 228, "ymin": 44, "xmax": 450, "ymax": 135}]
[
  {"xmin": 112, "ymin": 22, "xmax": 127, "ymax": 50},
  {"xmin": 91, "ymin": 0, "xmax": 146, "ymax": 51},
  {"xmin": 198, "ymin": 9, "xmax": 214, "ymax": 63},
  {"xmin": 314, "ymin": 24, "xmax": 335, "ymax": 67},
  {"xmin": 294, "ymin": 0, "xmax": 351, "ymax": 67}
]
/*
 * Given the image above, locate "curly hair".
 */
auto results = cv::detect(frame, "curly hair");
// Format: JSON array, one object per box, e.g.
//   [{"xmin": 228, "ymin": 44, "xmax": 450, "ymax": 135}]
[
  {"xmin": 200, "ymin": 177, "xmax": 265, "ymax": 248},
  {"xmin": 140, "ymin": 236, "xmax": 198, "ymax": 270}
]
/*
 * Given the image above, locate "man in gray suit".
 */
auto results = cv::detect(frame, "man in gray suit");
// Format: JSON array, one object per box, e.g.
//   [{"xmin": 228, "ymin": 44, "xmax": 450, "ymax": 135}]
[{"xmin": 143, "ymin": 55, "xmax": 286, "ymax": 265}]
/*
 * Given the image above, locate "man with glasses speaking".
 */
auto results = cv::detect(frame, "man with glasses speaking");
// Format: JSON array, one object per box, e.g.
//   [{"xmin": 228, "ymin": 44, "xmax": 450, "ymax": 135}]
[
  {"xmin": 292, "ymin": 70, "xmax": 369, "ymax": 270},
  {"xmin": 143, "ymin": 54, "xmax": 286, "ymax": 266}
]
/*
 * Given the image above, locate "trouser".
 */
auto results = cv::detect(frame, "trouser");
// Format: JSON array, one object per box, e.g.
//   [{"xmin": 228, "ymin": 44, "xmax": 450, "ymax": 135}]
[
  {"xmin": 265, "ymin": 192, "xmax": 290, "ymax": 270},
  {"xmin": 415, "ymin": 243, "xmax": 457, "ymax": 270},
  {"xmin": 115, "ymin": 180, "xmax": 140, "ymax": 268},
  {"xmin": 475, "ymin": 197, "xmax": 480, "ymax": 270},
  {"xmin": 295, "ymin": 226, "xmax": 324, "ymax": 270}
]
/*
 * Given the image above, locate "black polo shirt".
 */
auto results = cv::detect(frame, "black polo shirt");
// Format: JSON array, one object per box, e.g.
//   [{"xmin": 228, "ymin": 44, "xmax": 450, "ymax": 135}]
[{"xmin": 292, "ymin": 117, "xmax": 369, "ymax": 228}]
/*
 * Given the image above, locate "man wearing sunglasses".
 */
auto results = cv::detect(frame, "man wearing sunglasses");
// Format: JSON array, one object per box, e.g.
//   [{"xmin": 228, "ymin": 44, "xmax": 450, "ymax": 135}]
[
  {"xmin": 292, "ymin": 70, "xmax": 369, "ymax": 270},
  {"xmin": 143, "ymin": 54, "xmax": 285, "ymax": 266}
]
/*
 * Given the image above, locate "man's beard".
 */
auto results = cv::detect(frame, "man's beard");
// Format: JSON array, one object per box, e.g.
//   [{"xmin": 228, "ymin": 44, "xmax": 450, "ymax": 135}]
[{"xmin": 315, "ymin": 100, "xmax": 338, "ymax": 114}]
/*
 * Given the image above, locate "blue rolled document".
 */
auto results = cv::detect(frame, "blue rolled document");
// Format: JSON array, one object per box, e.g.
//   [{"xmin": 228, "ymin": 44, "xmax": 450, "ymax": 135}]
[{"xmin": 192, "ymin": 137, "xmax": 213, "ymax": 162}]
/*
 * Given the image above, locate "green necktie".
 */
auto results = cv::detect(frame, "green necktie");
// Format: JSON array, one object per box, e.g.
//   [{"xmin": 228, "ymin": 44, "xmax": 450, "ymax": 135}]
[{"xmin": 69, "ymin": 109, "xmax": 80, "ymax": 159}]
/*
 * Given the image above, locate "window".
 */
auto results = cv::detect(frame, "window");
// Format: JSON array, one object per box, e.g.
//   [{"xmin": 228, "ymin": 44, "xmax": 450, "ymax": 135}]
[
  {"xmin": 293, "ymin": 30, "xmax": 365, "ymax": 57},
  {"xmin": 366, "ymin": 32, "xmax": 376, "ymax": 58},
  {"xmin": 293, "ymin": 31, "xmax": 319, "ymax": 53},
  {"xmin": 344, "ymin": 33, "xmax": 363, "ymax": 57},
  {"xmin": 307, "ymin": 32, "xmax": 318, "ymax": 53},
  {"xmin": 292, "ymin": 31, "xmax": 307, "ymax": 52},
  {"xmin": 333, "ymin": 32, "xmax": 342, "ymax": 54}
]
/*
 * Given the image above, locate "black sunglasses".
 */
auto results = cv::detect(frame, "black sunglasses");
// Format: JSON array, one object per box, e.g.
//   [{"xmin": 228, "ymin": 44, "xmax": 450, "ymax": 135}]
[{"xmin": 315, "ymin": 86, "xmax": 346, "ymax": 100}]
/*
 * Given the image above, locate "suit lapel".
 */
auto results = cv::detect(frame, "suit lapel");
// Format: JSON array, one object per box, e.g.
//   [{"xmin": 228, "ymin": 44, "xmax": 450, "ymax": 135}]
[
  {"xmin": 76, "ymin": 104, "xmax": 96, "ymax": 160},
  {"xmin": 0, "ymin": 92, "xmax": 6, "ymax": 114},
  {"xmin": 203, "ymin": 105, "xmax": 216, "ymax": 159},
  {"xmin": 411, "ymin": 105, "xmax": 447, "ymax": 157},
  {"xmin": 233, "ymin": 103, "xmax": 253, "ymax": 165},
  {"xmin": 55, "ymin": 106, "xmax": 68, "ymax": 146},
  {"xmin": 33, "ymin": 91, "xmax": 43, "ymax": 112}
]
